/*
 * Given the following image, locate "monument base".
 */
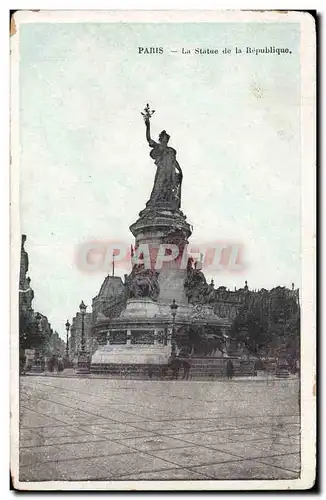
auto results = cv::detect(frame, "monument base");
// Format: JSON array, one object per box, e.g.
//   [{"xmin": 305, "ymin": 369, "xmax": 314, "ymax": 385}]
[
  {"xmin": 276, "ymin": 359, "xmax": 290, "ymax": 378},
  {"xmin": 91, "ymin": 343, "xmax": 172, "ymax": 366},
  {"xmin": 188, "ymin": 357, "xmax": 256, "ymax": 378},
  {"xmin": 90, "ymin": 354, "xmax": 255, "ymax": 378},
  {"xmin": 28, "ymin": 364, "xmax": 44, "ymax": 374},
  {"xmin": 76, "ymin": 352, "xmax": 91, "ymax": 375}
]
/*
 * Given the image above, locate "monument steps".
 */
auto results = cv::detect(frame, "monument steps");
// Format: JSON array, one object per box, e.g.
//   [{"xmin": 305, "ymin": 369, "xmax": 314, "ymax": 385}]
[{"xmin": 91, "ymin": 357, "xmax": 255, "ymax": 378}]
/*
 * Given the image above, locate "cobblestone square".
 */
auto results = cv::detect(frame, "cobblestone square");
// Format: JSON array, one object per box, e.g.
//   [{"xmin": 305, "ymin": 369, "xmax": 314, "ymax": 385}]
[{"xmin": 19, "ymin": 376, "xmax": 300, "ymax": 482}]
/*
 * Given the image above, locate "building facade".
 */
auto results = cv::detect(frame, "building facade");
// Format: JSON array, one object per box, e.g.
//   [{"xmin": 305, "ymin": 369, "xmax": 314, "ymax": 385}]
[{"xmin": 19, "ymin": 235, "xmax": 58, "ymax": 369}]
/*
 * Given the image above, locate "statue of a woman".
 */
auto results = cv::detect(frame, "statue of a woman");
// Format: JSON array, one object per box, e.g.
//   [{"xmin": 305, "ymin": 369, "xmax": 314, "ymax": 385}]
[{"xmin": 144, "ymin": 112, "xmax": 183, "ymax": 210}]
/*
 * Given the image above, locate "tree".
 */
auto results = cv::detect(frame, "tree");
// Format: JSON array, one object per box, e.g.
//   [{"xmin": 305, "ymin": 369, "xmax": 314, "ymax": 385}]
[
  {"xmin": 44, "ymin": 331, "xmax": 66, "ymax": 357},
  {"xmin": 19, "ymin": 310, "xmax": 43, "ymax": 350},
  {"xmin": 231, "ymin": 286, "xmax": 300, "ymax": 357},
  {"xmin": 231, "ymin": 304, "xmax": 269, "ymax": 354}
]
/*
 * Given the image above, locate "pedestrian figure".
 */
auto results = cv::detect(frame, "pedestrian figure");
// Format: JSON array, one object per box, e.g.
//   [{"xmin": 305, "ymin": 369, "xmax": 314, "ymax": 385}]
[
  {"xmin": 159, "ymin": 366, "xmax": 168, "ymax": 380},
  {"xmin": 47, "ymin": 354, "xmax": 56, "ymax": 373},
  {"xmin": 55, "ymin": 356, "xmax": 60, "ymax": 374},
  {"xmin": 148, "ymin": 366, "xmax": 153, "ymax": 380},
  {"xmin": 57, "ymin": 358, "xmax": 64, "ymax": 373},
  {"xmin": 182, "ymin": 359, "xmax": 191, "ymax": 380},
  {"xmin": 169, "ymin": 356, "xmax": 181, "ymax": 380},
  {"xmin": 226, "ymin": 359, "xmax": 234, "ymax": 380},
  {"xmin": 19, "ymin": 352, "xmax": 26, "ymax": 375}
]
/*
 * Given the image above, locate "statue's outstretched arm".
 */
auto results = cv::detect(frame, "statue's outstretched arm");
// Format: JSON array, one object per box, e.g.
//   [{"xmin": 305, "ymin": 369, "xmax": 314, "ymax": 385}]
[{"xmin": 145, "ymin": 119, "xmax": 158, "ymax": 148}]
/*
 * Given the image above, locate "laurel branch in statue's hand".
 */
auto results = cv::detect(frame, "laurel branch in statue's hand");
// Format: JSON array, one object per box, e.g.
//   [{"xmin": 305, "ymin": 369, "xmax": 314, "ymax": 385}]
[{"xmin": 141, "ymin": 104, "xmax": 155, "ymax": 124}]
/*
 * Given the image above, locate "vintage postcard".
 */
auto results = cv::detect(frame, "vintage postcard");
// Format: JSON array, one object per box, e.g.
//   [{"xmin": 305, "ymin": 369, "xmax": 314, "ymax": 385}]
[{"xmin": 10, "ymin": 10, "xmax": 316, "ymax": 490}]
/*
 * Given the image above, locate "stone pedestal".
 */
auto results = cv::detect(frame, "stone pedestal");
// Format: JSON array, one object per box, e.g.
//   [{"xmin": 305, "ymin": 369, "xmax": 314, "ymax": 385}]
[
  {"xmin": 129, "ymin": 205, "xmax": 192, "ymax": 306},
  {"xmin": 185, "ymin": 357, "xmax": 255, "ymax": 378},
  {"xmin": 91, "ymin": 298, "xmax": 172, "ymax": 369},
  {"xmin": 90, "ymin": 296, "xmax": 230, "ymax": 373},
  {"xmin": 91, "ymin": 198, "xmax": 233, "ymax": 374},
  {"xmin": 29, "ymin": 363, "xmax": 44, "ymax": 374},
  {"xmin": 92, "ymin": 344, "xmax": 172, "ymax": 365},
  {"xmin": 119, "ymin": 298, "xmax": 160, "ymax": 319},
  {"xmin": 276, "ymin": 359, "xmax": 290, "ymax": 378}
]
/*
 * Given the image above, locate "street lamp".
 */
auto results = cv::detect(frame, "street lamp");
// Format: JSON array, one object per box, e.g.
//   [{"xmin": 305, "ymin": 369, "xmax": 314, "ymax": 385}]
[
  {"xmin": 79, "ymin": 300, "xmax": 87, "ymax": 352},
  {"xmin": 65, "ymin": 319, "xmax": 70, "ymax": 359},
  {"xmin": 76, "ymin": 300, "xmax": 89, "ymax": 374},
  {"xmin": 170, "ymin": 298, "xmax": 179, "ymax": 356}
]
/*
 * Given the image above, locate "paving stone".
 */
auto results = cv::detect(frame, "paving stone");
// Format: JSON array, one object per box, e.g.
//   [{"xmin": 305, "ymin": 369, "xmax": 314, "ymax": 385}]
[
  {"xmin": 20, "ymin": 410, "xmax": 63, "ymax": 428},
  {"xmin": 207, "ymin": 440, "xmax": 298, "ymax": 460},
  {"xmin": 34, "ymin": 426, "xmax": 82, "ymax": 438},
  {"xmin": 20, "ymin": 438, "xmax": 43, "ymax": 449},
  {"xmin": 92, "ymin": 411, "xmax": 150, "ymax": 422},
  {"xmin": 259, "ymin": 425, "xmax": 301, "ymax": 438},
  {"xmin": 81, "ymin": 452, "xmax": 176, "ymax": 479},
  {"xmin": 248, "ymin": 439, "xmax": 300, "ymax": 455},
  {"xmin": 20, "ymin": 439, "xmax": 134, "ymax": 466},
  {"xmin": 20, "ymin": 458, "xmax": 111, "ymax": 481},
  {"xmin": 269, "ymin": 436, "xmax": 300, "ymax": 445},
  {"xmin": 100, "ymin": 430, "xmax": 157, "ymax": 440},
  {"xmin": 18, "ymin": 376, "xmax": 300, "ymax": 482},
  {"xmin": 81, "ymin": 423, "xmax": 138, "ymax": 435},
  {"xmin": 20, "ymin": 433, "xmax": 108, "ymax": 448},
  {"xmin": 228, "ymin": 430, "xmax": 279, "ymax": 442},
  {"xmin": 258, "ymin": 454, "xmax": 301, "ymax": 473},
  {"xmin": 117, "ymin": 435, "xmax": 195, "ymax": 452},
  {"xmin": 157, "ymin": 424, "xmax": 225, "ymax": 436},
  {"xmin": 192, "ymin": 459, "xmax": 299, "ymax": 479},
  {"xmin": 128, "ymin": 420, "xmax": 179, "ymax": 431},
  {"xmin": 173, "ymin": 430, "xmax": 247, "ymax": 446},
  {"xmin": 19, "ymin": 429, "xmax": 37, "ymax": 440},
  {"xmin": 148, "ymin": 445, "xmax": 241, "ymax": 467},
  {"xmin": 19, "ymin": 462, "xmax": 65, "ymax": 481},
  {"xmin": 94, "ymin": 422, "xmax": 148, "ymax": 433},
  {"xmin": 122, "ymin": 467, "xmax": 212, "ymax": 480}
]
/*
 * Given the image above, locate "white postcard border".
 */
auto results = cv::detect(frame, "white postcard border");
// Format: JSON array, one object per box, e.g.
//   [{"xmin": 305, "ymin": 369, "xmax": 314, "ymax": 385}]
[{"xmin": 10, "ymin": 9, "xmax": 316, "ymax": 491}]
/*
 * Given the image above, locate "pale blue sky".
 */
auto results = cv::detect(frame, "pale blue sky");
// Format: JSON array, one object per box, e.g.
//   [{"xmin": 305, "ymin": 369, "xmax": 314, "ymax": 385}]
[{"xmin": 19, "ymin": 22, "xmax": 301, "ymax": 337}]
